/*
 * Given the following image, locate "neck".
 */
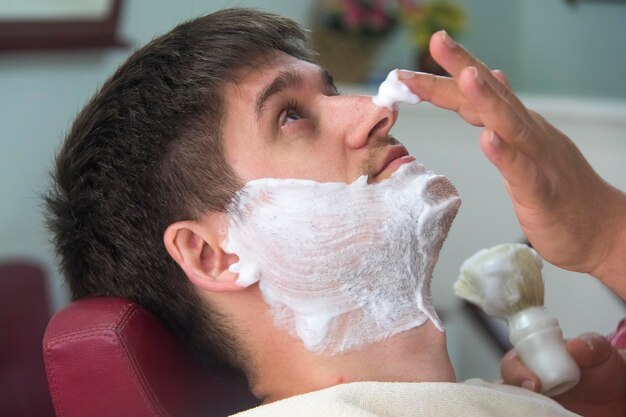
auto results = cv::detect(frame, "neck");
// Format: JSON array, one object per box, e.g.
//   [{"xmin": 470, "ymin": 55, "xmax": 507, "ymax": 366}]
[
  {"xmin": 252, "ymin": 320, "xmax": 456, "ymax": 404},
  {"xmin": 206, "ymin": 285, "xmax": 456, "ymax": 404}
]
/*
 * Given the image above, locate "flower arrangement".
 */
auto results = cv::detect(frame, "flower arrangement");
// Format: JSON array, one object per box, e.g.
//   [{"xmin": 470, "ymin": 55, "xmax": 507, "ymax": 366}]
[
  {"xmin": 315, "ymin": 0, "xmax": 399, "ymax": 36},
  {"xmin": 315, "ymin": 1, "xmax": 467, "ymax": 43},
  {"xmin": 399, "ymin": 0, "xmax": 467, "ymax": 49},
  {"xmin": 311, "ymin": 0, "xmax": 467, "ymax": 81}
]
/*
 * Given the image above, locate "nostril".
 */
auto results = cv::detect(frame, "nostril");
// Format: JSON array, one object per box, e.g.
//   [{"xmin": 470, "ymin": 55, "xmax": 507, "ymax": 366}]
[{"xmin": 369, "ymin": 117, "xmax": 389, "ymax": 138}]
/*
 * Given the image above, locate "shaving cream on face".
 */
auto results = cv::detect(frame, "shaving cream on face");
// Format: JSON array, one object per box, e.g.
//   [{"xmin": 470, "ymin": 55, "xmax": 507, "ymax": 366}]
[
  {"xmin": 372, "ymin": 69, "xmax": 421, "ymax": 110},
  {"xmin": 224, "ymin": 161, "xmax": 461, "ymax": 354}
]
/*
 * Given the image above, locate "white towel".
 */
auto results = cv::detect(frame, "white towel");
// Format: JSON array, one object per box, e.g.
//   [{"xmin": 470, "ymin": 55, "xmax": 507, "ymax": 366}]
[{"xmin": 231, "ymin": 379, "xmax": 580, "ymax": 417}]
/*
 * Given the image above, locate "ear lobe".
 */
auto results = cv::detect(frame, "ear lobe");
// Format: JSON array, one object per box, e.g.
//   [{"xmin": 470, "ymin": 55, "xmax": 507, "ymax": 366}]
[{"xmin": 163, "ymin": 220, "xmax": 244, "ymax": 293}]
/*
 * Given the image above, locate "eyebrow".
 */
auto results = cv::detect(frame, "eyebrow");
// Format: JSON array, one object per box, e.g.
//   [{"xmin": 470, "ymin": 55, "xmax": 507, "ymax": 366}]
[{"xmin": 255, "ymin": 67, "xmax": 338, "ymax": 116}]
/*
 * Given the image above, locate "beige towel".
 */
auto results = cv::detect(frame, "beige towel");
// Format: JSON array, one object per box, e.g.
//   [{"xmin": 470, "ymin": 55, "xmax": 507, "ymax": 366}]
[{"xmin": 232, "ymin": 379, "xmax": 580, "ymax": 417}]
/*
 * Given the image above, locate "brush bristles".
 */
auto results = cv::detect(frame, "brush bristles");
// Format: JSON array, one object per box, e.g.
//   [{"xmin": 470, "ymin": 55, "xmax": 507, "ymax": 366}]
[
  {"xmin": 454, "ymin": 243, "xmax": 545, "ymax": 319},
  {"xmin": 510, "ymin": 248, "xmax": 544, "ymax": 313},
  {"xmin": 453, "ymin": 270, "xmax": 484, "ymax": 305}
]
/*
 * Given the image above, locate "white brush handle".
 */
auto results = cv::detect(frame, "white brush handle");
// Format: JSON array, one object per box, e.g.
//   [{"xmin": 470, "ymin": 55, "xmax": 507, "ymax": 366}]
[{"xmin": 508, "ymin": 307, "xmax": 580, "ymax": 397}]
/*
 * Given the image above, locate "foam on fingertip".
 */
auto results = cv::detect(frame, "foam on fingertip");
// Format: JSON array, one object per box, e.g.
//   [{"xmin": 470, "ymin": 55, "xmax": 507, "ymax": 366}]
[{"xmin": 372, "ymin": 69, "xmax": 421, "ymax": 110}]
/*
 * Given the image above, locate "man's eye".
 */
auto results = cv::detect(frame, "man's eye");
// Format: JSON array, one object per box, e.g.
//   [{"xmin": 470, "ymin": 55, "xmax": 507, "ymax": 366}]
[
  {"xmin": 281, "ymin": 100, "xmax": 303, "ymax": 126},
  {"xmin": 285, "ymin": 109, "xmax": 301, "ymax": 123}
]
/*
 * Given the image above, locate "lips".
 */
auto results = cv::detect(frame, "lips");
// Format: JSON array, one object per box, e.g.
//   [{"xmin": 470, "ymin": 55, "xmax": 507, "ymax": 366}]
[{"xmin": 374, "ymin": 145, "xmax": 414, "ymax": 178}]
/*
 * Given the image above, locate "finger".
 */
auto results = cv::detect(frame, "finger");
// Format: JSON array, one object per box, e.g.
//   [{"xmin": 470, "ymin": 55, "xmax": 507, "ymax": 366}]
[
  {"xmin": 500, "ymin": 349, "xmax": 542, "ymax": 392},
  {"xmin": 479, "ymin": 129, "xmax": 544, "ymax": 198},
  {"xmin": 429, "ymin": 31, "xmax": 500, "ymax": 89},
  {"xmin": 491, "ymin": 69, "xmax": 511, "ymax": 89},
  {"xmin": 429, "ymin": 31, "xmax": 518, "ymax": 106},
  {"xmin": 397, "ymin": 71, "xmax": 462, "ymax": 109},
  {"xmin": 429, "ymin": 31, "xmax": 535, "ymax": 139},
  {"xmin": 397, "ymin": 70, "xmax": 511, "ymax": 123},
  {"xmin": 397, "ymin": 71, "xmax": 482, "ymax": 125},
  {"xmin": 555, "ymin": 334, "xmax": 625, "ymax": 408},
  {"xmin": 458, "ymin": 66, "xmax": 540, "ymax": 159},
  {"xmin": 566, "ymin": 333, "xmax": 613, "ymax": 369}
]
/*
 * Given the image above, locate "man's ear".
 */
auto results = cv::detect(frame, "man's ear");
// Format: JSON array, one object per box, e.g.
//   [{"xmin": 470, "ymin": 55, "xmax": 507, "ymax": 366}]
[{"xmin": 163, "ymin": 217, "xmax": 243, "ymax": 292}]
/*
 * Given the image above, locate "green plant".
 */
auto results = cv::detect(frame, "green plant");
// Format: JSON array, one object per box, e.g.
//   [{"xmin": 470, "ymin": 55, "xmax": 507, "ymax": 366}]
[{"xmin": 401, "ymin": 0, "xmax": 467, "ymax": 48}]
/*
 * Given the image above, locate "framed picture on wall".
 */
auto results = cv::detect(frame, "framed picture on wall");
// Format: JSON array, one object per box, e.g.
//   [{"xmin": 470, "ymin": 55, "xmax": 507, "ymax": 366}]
[{"xmin": 0, "ymin": 0, "xmax": 125, "ymax": 52}]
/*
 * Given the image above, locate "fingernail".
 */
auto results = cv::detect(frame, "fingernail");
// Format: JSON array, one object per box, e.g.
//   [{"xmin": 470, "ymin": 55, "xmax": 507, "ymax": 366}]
[
  {"xmin": 470, "ymin": 66, "xmax": 484, "ymax": 86},
  {"xmin": 441, "ymin": 30, "xmax": 457, "ymax": 49},
  {"xmin": 579, "ymin": 332, "xmax": 604, "ymax": 351},
  {"xmin": 397, "ymin": 69, "xmax": 417, "ymax": 80},
  {"xmin": 489, "ymin": 131, "xmax": 502, "ymax": 147},
  {"xmin": 521, "ymin": 380, "xmax": 535, "ymax": 391}
]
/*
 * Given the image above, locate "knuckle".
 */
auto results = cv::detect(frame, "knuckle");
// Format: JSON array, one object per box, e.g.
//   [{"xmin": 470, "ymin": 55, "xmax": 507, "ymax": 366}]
[
  {"xmin": 427, "ymin": 73, "xmax": 439, "ymax": 88},
  {"xmin": 492, "ymin": 69, "xmax": 511, "ymax": 88},
  {"xmin": 528, "ymin": 110, "xmax": 547, "ymax": 125},
  {"xmin": 460, "ymin": 53, "xmax": 474, "ymax": 70},
  {"xmin": 513, "ymin": 119, "xmax": 533, "ymax": 142},
  {"xmin": 492, "ymin": 80, "xmax": 510, "ymax": 98}
]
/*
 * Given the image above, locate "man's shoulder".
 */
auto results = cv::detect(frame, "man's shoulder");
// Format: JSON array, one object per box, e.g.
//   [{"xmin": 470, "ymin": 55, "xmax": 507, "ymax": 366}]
[{"xmin": 231, "ymin": 380, "xmax": 580, "ymax": 417}]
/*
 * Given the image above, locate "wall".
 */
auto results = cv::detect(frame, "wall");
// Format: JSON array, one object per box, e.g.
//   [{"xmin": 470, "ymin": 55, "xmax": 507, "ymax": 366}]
[
  {"xmin": 373, "ymin": 0, "xmax": 626, "ymax": 98},
  {"xmin": 520, "ymin": 0, "xmax": 626, "ymax": 98},
  {"xmin": 454, "ymin": 0, "xmax": 524, "ymax": 92}
]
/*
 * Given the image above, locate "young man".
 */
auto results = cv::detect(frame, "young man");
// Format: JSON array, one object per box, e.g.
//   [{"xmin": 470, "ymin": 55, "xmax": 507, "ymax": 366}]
[{"xmin": 46, "ymin": 8, "xmax": 626, "ymax": 417}]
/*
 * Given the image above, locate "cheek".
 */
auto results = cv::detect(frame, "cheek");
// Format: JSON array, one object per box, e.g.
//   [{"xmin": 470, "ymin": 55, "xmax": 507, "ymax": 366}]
[
  {"xmin": 225, "ymin": 127, "xmax": 351, "ymax": 182},
  {"xmin": 222, "ymin": 122, "xmax": 272, "ymax": 181},
  {"xmin": 277, "ymin": 147, "xmax": 348, "ymax": 182},
  {"xmin": 229, "ymin": 153, "xmax": 273, "ymax": 182}
]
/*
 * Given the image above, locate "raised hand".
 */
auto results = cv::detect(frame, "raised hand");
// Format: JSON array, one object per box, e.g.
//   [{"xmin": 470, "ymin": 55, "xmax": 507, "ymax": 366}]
[{"xmin": 399, "ymin": 31, "xmax": 626, "ymax": 297}]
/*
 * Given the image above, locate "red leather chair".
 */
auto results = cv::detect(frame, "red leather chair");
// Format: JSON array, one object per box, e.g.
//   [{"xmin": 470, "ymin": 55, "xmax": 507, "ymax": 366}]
[
  {"xmin": 0, "ymin": 261, "xmax": 55, "ymax": 417},
  {"xmin": 43, "ymin": 297, "xmax": 259, "ymax": 417}
]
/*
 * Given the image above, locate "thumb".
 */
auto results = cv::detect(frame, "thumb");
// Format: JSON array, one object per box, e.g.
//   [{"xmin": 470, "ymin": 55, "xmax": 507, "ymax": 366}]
[{"xmin": 566, "ymin": 333, "xmax": 613, "ymax": 369}]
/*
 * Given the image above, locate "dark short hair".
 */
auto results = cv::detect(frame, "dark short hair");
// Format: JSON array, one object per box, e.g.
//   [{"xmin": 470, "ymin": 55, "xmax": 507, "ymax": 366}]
[{"xmin": 45, "ymin": 8, "xmax": 314, "ymax": 374}]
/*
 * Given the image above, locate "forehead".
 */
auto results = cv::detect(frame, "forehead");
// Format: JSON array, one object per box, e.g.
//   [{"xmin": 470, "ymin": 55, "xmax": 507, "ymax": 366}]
[{"xmin": 224, "ymin": 52, "xmax": 324, "ymax": 108}]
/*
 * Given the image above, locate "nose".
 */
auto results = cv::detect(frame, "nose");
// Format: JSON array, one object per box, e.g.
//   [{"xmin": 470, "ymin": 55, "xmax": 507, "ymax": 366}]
[{"xmin": 326, "ymin": 95, "xmax": 398, "ymax": 149}]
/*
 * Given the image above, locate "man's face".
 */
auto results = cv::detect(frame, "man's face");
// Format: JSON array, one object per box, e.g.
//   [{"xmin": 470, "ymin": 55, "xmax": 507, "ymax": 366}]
[{"xmin": 221, "ymin": 52, "xmax": 412, "ymax": 184}]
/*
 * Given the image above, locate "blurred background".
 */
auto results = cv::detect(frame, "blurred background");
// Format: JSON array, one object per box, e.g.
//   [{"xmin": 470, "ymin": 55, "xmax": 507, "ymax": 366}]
[{"xmin": 1, "ymin": 0, "xmax": 625, "ymax": 413}]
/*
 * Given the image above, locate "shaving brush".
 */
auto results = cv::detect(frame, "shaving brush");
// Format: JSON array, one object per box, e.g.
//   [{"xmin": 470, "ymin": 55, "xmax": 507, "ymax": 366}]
[{"xmin": 454, "ymin": 243, "xmax": 580, "ymax": 397}]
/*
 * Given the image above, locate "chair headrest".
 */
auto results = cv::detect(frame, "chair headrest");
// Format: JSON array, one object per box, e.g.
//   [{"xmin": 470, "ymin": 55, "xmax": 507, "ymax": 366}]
[{"xmin": 43, "ymin": 297, "xmax": 258, "ymax": 417}]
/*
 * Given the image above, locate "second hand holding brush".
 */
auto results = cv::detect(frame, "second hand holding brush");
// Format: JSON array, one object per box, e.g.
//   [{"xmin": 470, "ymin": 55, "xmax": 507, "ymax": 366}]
[{"xmin": 454, "ymin": 243, "xmax": 581, "ymax": 397}]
